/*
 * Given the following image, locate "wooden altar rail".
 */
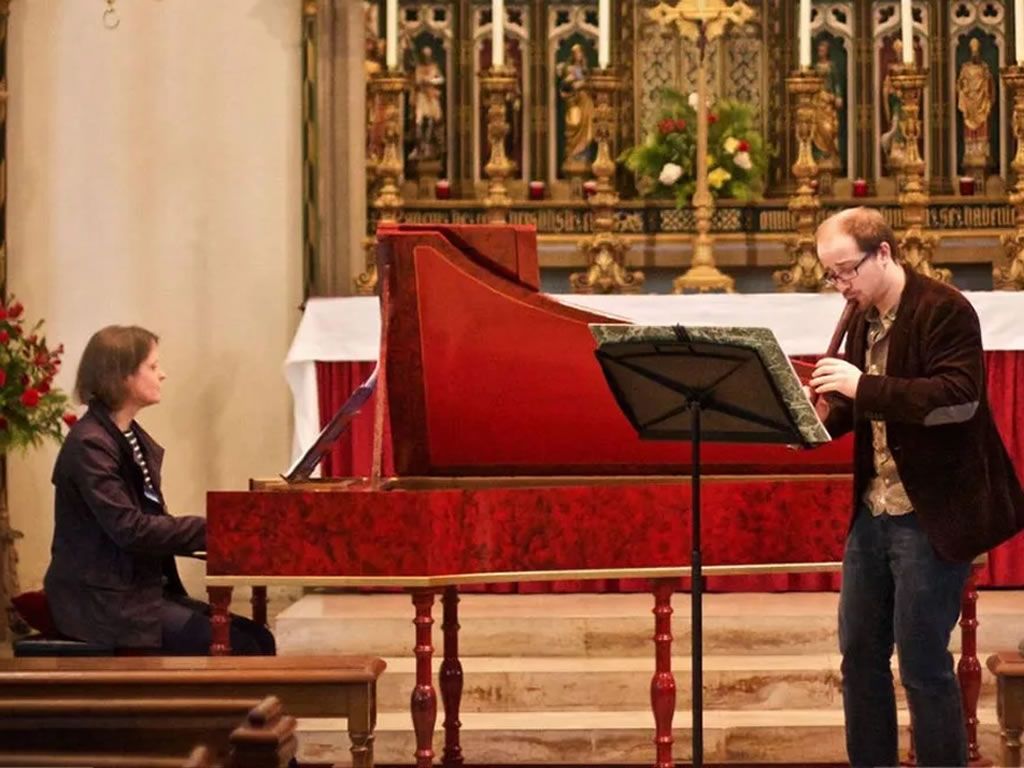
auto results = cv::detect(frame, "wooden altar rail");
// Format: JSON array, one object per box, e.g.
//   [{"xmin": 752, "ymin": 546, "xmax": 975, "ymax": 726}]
[
  {"xmin": 0, "ymin": 695, "xmax": 295, "ymax": 768},
  {"xmin": 987, "ymin": 651, "xmax": 1024, "ymax": 767},
  {"xmin": 225, "ymin": 567, "xmax": 989, "ymax": 768}
]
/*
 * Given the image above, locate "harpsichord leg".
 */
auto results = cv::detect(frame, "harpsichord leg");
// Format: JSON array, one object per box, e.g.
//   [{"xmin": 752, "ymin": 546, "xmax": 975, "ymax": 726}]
[
  {"xmin": 411, "ymin": 589, "xmax": 438, "ymax": 768},
  {"xmin": 651, "ymin": 578, "xmax": 676, "ymax": 768},
  {"xmin": 441, "ymin": 585, "xmax": 464, "ymax": 767},
  {"xmin": 208, "ymin": 585, "xmax": 233, "ymax": 655},
  {"xmin": 251, "ymin": 585, "xmax": 268, "ymax": 627}
]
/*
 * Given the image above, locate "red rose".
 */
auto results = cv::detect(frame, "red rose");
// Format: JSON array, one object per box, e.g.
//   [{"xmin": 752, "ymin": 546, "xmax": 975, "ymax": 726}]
[
  {"xmin": 34, "ymin": 353, "xmax": 48, "ymax": 366},
  {"xmin": 27, "ymin": 335, "xmax": 37, "ymax": 345},
  {"xmin": 0, "ymin": 331, "xmax": 8, "ymax": 345},
  {"xmin": 674, "ymin": 118, "xmax": 687, "ymax": 132},
  {"xmin": 19, "ymin": 374, "xmax": 28, "ymax": 387},
  {"xmin": 708, "ymin": 113, "xmax": 718, "ymax": 124},
  {"xmin": 20, "ymin": 388, "xmax": 40, "ymax": 407},
  {"xmin": 9, "ymin": 302, "xmax": 23, "ymax": 319},
  {"xmin": 658, "ymin": 118, "xmax": 675, "ymax": 135},
  {"xmin": 62, "ymin": 413, "xmax": 78, "ymax": 428},
  {"xmin": 738, "ymin": 139, "xmax": 750, "ymax": 152},
  {"xmin": 0, "ymin": 308, "xmax": 7, "ymax": 321},
  {"xmin": 37, "ymin": 381, "xmax": 50, "ymax": 395},
  {"xmin": 0, "ymin": 370, "xmax": 6, "ymax": 387}
]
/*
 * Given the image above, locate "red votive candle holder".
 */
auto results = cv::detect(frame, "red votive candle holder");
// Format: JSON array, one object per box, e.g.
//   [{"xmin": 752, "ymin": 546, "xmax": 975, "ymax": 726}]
[
  {"xmin": 959, "ymin": 176, "xmax": 976, "ymax": 196},
  {"xmin": 528, "ymin": 180, "xmax": 546, "ymax": 200},
  {"xmin": 852, "ymin": 178, "xmax": 869, "ymax": 198},
  {"xmin": 435, "ymin": 179, "xmax": 451, "ymax": 200},
  {"xmin": 583, "ymin": 180, "xmax": 598, "ymax": 199}
]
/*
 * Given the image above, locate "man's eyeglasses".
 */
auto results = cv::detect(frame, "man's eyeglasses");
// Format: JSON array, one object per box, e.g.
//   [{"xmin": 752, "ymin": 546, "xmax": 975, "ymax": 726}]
[{"xmin": 822, "ymin": 251, "xmax": 875, "ymax": 287}]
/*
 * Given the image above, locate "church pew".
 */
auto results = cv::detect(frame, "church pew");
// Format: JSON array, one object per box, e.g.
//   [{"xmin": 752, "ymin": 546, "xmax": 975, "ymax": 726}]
[
  {"xmin": 0, "ymin": 655, "xmax": 383, "ymax": 767},
  {"xmin": 0, "ymin": 695, "xmax": 295, "ymax": 768}
]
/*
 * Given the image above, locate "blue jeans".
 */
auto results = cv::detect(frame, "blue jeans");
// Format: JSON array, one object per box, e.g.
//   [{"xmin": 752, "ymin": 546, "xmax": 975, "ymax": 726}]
[{"xmin": 839, "ymin": 507, "xmax": 970, "ymax": 767}]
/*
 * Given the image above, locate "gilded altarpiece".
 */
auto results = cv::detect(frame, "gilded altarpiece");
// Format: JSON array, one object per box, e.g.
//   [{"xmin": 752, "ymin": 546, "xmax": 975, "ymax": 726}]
[{"xmin": 302, "ymin": 1, "xmax": 1024, "ymax": 296}]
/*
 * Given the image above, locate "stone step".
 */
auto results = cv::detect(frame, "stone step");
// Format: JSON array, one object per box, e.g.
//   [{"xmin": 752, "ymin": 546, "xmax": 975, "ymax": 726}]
[
  {"xmin": 275, "ymin": 591, "xmax": 1024, "ymax": 658},
  {"xmin": 294, "ymin": 707, "xmax": 1003, "ymax": 766},
  {"xmin": 369, "ymin": 654, "xmax": 996, "ymax": 713}
]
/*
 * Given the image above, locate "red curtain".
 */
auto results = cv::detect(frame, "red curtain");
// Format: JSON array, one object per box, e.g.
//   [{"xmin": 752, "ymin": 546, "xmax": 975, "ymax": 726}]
[{"xmin": 315, "ymin": 352, "xmax": 1024, "ymax": 591}]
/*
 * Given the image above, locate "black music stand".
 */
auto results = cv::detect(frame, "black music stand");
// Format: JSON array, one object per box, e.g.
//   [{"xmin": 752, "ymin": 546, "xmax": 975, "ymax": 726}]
[{"xmin": 591, "ymin": 324, "xmax": 829, "ymax": 768}]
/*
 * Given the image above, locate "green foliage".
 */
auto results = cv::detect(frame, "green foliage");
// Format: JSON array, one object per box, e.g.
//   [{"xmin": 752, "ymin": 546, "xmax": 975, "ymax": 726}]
[
  {"xmin": 620, "ymin": 87, "xmax": 771, "ymax": 205},
  {"xmin": 0, "ymin": 298, "xmax": 73, "ymax": 454}
]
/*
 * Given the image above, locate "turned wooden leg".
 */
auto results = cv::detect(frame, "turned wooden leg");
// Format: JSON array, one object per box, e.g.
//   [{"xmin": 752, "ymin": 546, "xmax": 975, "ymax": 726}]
[
  {"xmin": 250, "ymin": 585, "xmax": 268, "ymax": 628},
  {"xmin": 207, "ymin": 586, "xmax": 233, "ymax": 656},
  {"xmin": 348, "ymin": 683, "xmax": 375, "ymax": 768},
  {"xmin": 958, "ymin": 568, "xmax": 991, "ymax": 766},
  {"xmin": 440, "ymin": 586, "xmax": 464, "ymax": 768},
  {"xmin": 411, "ymin": 590, "xmax": 437, "ymax": 768},
  {"xmin": 650, "ymin": 578, "xmax": 676, "ymax": 768}
]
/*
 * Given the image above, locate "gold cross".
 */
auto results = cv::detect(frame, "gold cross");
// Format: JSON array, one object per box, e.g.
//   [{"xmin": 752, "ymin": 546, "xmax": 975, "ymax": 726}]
[{"xmin": 648, "ymin": 0, "xmax": 755, "ymax": 42}]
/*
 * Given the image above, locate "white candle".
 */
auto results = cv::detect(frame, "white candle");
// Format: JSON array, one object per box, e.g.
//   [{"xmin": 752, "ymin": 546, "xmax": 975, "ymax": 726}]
[
  {"xmin": 900, "ymin": 0, "xmax": 913, "ymax": 65},
  {"xmin": 598, "ymin": 0, "xmax": 610, "ymax": 69},
  {"xmin": 492, "ymin": 0, "xmax": 505, "ymax": 68},
  {"xmin": 798, "ymin": 0, "xmax": 811, "ymax": 68},
  {"xmin": 1016, "ymin": 0, "xmax": 1024, "ymax": 63},
  {"xmin": 385, "ymin": 0, "xmax": 398, "ymax": 70}
]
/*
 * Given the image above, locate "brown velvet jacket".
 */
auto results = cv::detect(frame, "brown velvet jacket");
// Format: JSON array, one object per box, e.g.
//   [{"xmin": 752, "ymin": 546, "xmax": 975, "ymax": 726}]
[
  {"xmin": 44, "ymin": 403, "xmax": 206, "ymax": 648},
  {"xmin": 824, "ymin": 267, "xmax": 1024, "ymax": 562}
]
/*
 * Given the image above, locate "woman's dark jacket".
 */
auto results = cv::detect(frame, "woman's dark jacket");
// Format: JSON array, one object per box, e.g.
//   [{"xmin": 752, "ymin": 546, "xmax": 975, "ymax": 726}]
[{"xmin": 44, "ymin": 403, "xmax": 206, "ymax": 648}]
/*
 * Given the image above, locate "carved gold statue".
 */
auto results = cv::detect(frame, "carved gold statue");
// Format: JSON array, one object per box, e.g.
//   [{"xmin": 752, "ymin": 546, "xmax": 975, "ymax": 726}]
[
  {"xmin": 811, "ymin": 39, "xmax": 842, "ymax": 175},
  {"xmin": 410, "ymin": 46, "xmax": 445, "ymax": 161},
  {"xmin": 957, "ymin": 37, "xmax": 994, "ymax": 175},
  {"xmin": 557, "ymin": 43, "xmax": 594, "ymax": 182},
  {"xmin": 881, "ymin": 39, "xmax": 907, "ymax": 173}
]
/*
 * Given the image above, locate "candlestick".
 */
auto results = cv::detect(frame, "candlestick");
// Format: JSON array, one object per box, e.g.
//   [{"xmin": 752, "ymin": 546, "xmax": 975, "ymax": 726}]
[
  {"xmin": 492, "ymin": 0, "xmax": 505, "ymax": 68},
  {"xmin": 798, "ymin": 0, "xmax": 811, "ymax": 68},
  {"xmin": 385, "ymin": 0, "xmax": 398, "ymax": 69},
  {"xmin": 598, "ymin": 0, "xmax": 610, "ymax": 68},
  {"xmin": 900, "ymin": 0, "xmax": 913, "ymax": 64}
]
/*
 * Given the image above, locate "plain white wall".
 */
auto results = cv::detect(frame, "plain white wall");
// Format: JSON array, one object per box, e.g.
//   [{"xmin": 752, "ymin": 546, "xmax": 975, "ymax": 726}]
[{"xmin": 5, "ymin": 0, "xmax": 303, "ymax": 596}]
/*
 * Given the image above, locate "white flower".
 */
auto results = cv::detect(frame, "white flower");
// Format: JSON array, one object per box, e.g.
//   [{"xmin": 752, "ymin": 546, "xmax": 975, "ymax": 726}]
[
  {"xmin": 723, "ymin": 136, "xmax": 739, "ymax": 155},
  {"xmin": 659, "ymin": 162, "xmax": 683, "ymax": 186},
  {"xmin": 734, "ymin": 151, "xmax": 753, "ymax": 170},
  {"xmin": 688, "ymin": 92, "xmax": 699, "ymax": 109}
]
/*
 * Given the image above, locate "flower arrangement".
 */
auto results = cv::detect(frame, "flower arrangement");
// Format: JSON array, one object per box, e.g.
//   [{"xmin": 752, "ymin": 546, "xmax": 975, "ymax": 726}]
[
  {"xmin": 620, "ymin": 88, "xmax": 770, "ymax": 205},
  {"xmin": 0, "ymin": 298, "xmax": 73, "ymax": 453}
]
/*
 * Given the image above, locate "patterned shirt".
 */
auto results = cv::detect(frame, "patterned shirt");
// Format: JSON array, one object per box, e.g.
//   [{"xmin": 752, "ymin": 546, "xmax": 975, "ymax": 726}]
[
  {"xmin": 862, "ymin": 304, "xmax": 914, "ymax": 516},
  {"xmin": 123, "ymin": 427, "xmax": 157, "ymax": 499}
]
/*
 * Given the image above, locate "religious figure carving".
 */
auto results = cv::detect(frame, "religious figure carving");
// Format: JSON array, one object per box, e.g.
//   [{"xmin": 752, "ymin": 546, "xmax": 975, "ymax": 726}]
[
  {"xmin": 410, "ymin": 46, "xmax": 445, "ymax": 161},
  {"xmin": 957, "ymin": 37, "xmax": 994, "ymax": 173},
  {"xmin": 557, "ymin": 43, "xmax": 594, "ymax": 178},
  {"xmin": 811, "ymin": 38, "xmax": 843, "ymax": 175},
  {"xmin": 365, "ymin": 34, "xmax": 388, "ymax": 168},
  {"xmin": 881, "ymin": 39, "xmax": 907, "ymax": 172}
]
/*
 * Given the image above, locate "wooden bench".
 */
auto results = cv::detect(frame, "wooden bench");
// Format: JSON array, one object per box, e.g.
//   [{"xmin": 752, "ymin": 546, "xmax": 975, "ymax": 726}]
[
  {"xmin": 987, "ymin": 651, "xmax": 1024, "ymax": 767},
  {"xmin": 0, "ymin": 655, "xmax": 384, "ymax": 768},
  {"xmin": 0, "ymin": 695, "xmax": 296, "ymax": 768}
]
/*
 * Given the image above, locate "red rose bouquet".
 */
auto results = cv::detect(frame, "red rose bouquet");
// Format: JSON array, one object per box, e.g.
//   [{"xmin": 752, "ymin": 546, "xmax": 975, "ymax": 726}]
[{"xmin": 0, "ymin": 298, "xmax": 73, "ymax": 452}]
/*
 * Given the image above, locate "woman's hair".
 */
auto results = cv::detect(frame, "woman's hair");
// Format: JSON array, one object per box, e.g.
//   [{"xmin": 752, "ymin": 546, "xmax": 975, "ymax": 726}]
[{"xmin": 75, "ymin": 325, "xmax": 159, "ymax": 408}]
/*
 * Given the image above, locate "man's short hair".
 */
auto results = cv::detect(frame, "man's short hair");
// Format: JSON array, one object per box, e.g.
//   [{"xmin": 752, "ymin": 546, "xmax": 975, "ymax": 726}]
[
  {"xmin": 75, "ymin": 325, "xmax": 159, "ymax": 408},
  {"xmin": 817, "ymin": 206, "xmax": 902, "ymax": 262}
]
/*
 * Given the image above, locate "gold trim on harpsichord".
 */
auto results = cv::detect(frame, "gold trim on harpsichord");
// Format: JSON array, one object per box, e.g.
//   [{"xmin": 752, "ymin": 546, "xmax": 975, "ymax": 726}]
[
  {"xmin": 248, "ymin": 473, "xmax": 852, "ymax": 491},
  {"xmin": 206, "ymin": 560, "xmax": 845, "ymax": 590}
]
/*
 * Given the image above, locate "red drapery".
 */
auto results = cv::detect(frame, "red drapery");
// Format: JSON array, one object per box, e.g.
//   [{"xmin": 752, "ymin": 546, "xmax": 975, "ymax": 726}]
[{"xmin": 315, "ymin": 352, "xmax": 1024, "ymax": 591}]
